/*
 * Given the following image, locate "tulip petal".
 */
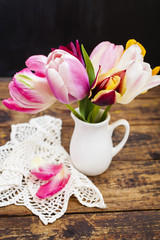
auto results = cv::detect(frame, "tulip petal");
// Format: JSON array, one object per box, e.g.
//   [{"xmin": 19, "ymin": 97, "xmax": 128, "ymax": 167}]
[
  {"xmin": 117, "ymin": 45, "xmax": 143, "ymax": 70},
  {"xmin": 125, "ymin": 39, "xmax": 146, "ymax": 57},
  {"xmin": 31, "ymin": 163, "xmax": 63, "ymax": 181},
  {"xmin": 3, "ymin": 68, "xmax": 55, "ymax": 113},
  {"xmin": 139, "ymin": 75, "xmax": 160, "ymax": 93},
  {"xmin": 25, "ymin": 55, "xmax": 47, "ymax": 76},
  {"xmin": 46, "ymin": 50, "xmax": 89, "ymax": 104},
  {"xmin": 59, "ymin": 56, "xmax": 89, "ymax": 100},
  {"xmin": 89, "ymin": 66, "xmax": 102, "ymax": 96},
  {"xmin": 13, "ymin": 68, "xmax": 54, "ymax": 104},
  {"xmin": 91, "ymin": 90, "xmax": 116, "ymax": 106},
  {"xmin": 75, "ymin": 39, "xmax": 85, "ymax": 65},
  {"xmin": 152, "ymin": 66, "xmax": 160, "ymax": 75},
  {"xmin": 46, "ymin": 68, "xmax": 69, "ymax": 104},
  {"xmin": 36, "ymin": 167, "xmax": 70, "ymax": 199},
  {"xmin": 90, "ymin": 41, "xmax": 124, "ymax": 74},
  {"xmin": 11, "ymin": 73, "xmax": 54, "ymax": 109},
  {"xmin": 58, "ymin": 40, "xmax": 85, "ymax": 65},
  {"xmin": 11, "ymin": 80, "xmax": 43, "ymax": 106},
  {"xmin": 125, "ymin": 62, "xmax": 150, "ymax": 90},
  {"xmin": 118, "ymin": 62, "xmax": 150, "ymax": 104},
  {"xmin": 3, "ymin": 98, "xmax": 40, "ymax": 113}
]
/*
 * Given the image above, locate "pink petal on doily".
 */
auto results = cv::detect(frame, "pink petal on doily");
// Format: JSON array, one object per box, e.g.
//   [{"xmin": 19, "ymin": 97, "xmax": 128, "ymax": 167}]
[
  {"xmin": 31, "ymin": 163, "xmax": 63, "ymax": 181},
  {"xmin": 36, "ymin": 166, "xmax": 70, "ymax": 199}
]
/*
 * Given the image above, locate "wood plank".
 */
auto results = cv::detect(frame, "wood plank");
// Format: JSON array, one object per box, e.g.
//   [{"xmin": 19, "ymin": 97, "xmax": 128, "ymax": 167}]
[
  {"xmin": 0, "ymin": 81, "xmax": 10, "ymax": 99},
  {"xmin": 0, "ymin": 78, "xmax": 12, "ymax": 82},
  {"xmin": 0, "ymin": 124, "xmax": 159, "ymax": 161},
  {"xmin": 0, "ymin": 160, "xmax": 160, "ymax": 216},
  {"xmin": 0, "ymin": 98, "xmax": 160, "ymax": 127},
  {"xmin": 0, "ymin": 211, "xmax": 160, "ymax": 239},
  {"xmin": 0, "ymin": 80, "xmax": 160, "ymax": 99}
]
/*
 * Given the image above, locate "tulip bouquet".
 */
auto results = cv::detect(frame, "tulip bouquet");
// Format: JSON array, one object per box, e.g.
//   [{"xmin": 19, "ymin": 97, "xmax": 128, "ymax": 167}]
[
  {"xmin": 3, "ymin": 39, "xmax": 160, "ymax": 123},
  {"xmin": 2, "ymin": 39, "xmax": 160, "ymax": 199}
]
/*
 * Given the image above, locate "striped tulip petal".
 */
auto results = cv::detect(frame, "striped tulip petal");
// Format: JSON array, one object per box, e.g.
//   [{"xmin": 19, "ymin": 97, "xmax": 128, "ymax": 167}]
[
  {"xmin": 30, "ymin": 156, "xmax": 71, "ymax": 199},
  {"xmin": 31, "ymin": 163, "xmax": 63, "ymax": 181},
  {"xmin": 36, "ymin": 166, "xmax": 70, "ymax": 199},
  {"xmin": 3, "ymin": 98, "xmax": 40, "ymax": 113},
  {"xmin": 3, "ymin": 68, "xmax": 55, "ymax": 113}
]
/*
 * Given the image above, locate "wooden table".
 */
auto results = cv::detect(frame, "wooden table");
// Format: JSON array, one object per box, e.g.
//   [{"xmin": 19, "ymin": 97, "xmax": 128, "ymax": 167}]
[{"xmin": 0, "ymin": 79, "xmax": 160, "ymax": 239}]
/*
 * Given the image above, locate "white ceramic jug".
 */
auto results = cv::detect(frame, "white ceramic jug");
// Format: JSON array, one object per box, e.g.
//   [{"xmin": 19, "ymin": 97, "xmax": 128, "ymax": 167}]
[{"xmin": 70, "ymin": 109, "xmax": 130, "ymax": 176}]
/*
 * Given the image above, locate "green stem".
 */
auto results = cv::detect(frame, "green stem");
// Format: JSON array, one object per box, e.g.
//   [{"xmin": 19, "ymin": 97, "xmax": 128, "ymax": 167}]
[
  {"xmin": 100, "ymin": 105, "xmax": 112, "ymax": 122},
  {"xmin": 91, "ymin": 105, "xmax": 101, "ymax": 123},
  {"xmin": 65, "ymin": 104, "xmax": 85, "ymax": 121}
]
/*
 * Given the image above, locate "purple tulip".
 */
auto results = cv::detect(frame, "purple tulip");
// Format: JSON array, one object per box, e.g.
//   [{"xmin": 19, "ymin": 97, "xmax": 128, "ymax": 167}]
[{"xmin": 52, "ymin": 40, "xmax": 85, "ymax": 66}]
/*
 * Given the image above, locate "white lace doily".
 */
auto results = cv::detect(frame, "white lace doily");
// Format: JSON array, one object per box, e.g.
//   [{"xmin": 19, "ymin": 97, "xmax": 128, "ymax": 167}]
[{"xmin": 0, "ymin": 115, "xmax": 106, "ymax": 225}]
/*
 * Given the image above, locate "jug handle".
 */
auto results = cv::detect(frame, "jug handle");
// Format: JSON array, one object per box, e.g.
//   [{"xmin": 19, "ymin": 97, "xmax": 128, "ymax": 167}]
[{"xmin": 110, "ymin": 119, "xmax": 130, "ymax": 157}]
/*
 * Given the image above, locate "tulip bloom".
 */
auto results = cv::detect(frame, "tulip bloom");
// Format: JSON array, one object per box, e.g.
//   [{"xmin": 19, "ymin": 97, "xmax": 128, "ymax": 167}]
[
  {"xmin": 46, "ymin": 49, "xmax": 89, "ymax": 104},
  {"xmin": 3, "ymin": 68, "xmax": 56, "ymax": 113},
  {"xmin": 90, "ymin": 39, "xmax": 160, "ymax": 106},
  {"xmin": 31, "ymin": 156, "xmax": 70, "ymax": 199},
  {"xmin": 52, "ymin": 40, "xmax": 85, "ymax": 66}
]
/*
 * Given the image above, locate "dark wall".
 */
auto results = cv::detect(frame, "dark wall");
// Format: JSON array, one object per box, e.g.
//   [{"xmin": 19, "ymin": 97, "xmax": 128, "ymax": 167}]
[{"xmin": 0, "ymin": 0, "xmax": 159, "ymax": 77}]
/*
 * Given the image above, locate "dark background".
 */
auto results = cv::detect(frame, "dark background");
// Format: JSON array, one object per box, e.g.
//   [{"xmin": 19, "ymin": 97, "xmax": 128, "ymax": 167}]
[{"xmin": 0, "ymin": 0, "xmax": 160, "ymax": 77}]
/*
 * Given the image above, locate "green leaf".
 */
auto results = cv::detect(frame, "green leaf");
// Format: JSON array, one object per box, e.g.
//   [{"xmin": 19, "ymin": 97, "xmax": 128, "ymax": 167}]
[
  {"xmin": 100, "ymin": 105, "xmax": 112, "ymax": 122},
  {"xmin": 86, "ymin": 105, "xmax": 100, "ymax": 123},
  {"xmin": 79, "ymin": 96, "xmax": 94, "ymax": 121},
  {"xmin": 81, "ymin": 44, "xmax": 95, "ymax": 86},
  {"xmin": 79, "ymin": 44, "xmax": 96, "ymax": 122}
]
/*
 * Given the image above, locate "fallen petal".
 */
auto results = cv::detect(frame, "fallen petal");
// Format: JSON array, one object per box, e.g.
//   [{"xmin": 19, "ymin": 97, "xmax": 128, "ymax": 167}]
[
  {"xmin": 31, "ymin": 163, "xmax": 63, "ymax": 181},
  {"xmin": 36, "ymin": 166, "xmax": 70, "ymax": 199}
]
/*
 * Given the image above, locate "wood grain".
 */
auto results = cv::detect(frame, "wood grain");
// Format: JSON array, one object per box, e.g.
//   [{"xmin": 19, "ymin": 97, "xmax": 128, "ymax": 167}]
[
  {"xmin": 0, "ymin": 211, "xmax": 160, "ymax": 239},
  {"xmin": 0, "ymin": 125, "xmax": 159, "ymax": 161},
  {"xmin": 0, "ymin": 160, "xmax": 159, "ymax": 216}
]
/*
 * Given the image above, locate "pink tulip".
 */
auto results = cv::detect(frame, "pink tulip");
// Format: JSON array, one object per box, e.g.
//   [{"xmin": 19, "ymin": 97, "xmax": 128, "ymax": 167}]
[
  {"xmin": 89, "ymin": 39, "xmax": 160, "ymax": 105},
  {"xmin": 46, "ymin": 49, "xmax": 89, "ymax": 104},
  {"xmin": 31, "ymin": 156, "xmax": 70, "ymax": 199},
  {"xmin": 3, "ymin": 68, "xmax": 56, "ymax": 113}
]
